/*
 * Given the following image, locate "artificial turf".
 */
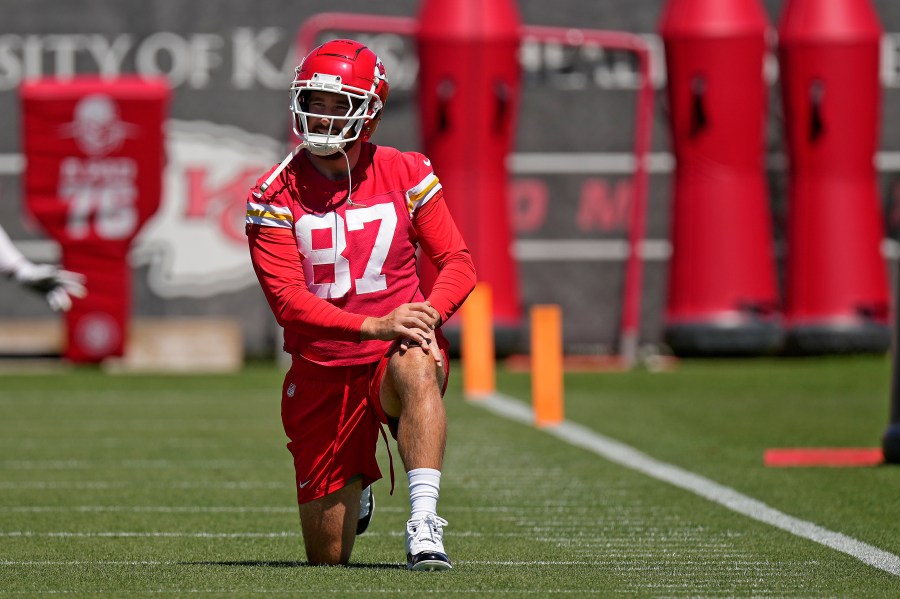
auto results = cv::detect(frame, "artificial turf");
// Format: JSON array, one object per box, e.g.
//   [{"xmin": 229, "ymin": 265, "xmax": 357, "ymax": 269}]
[{"xmin": 0, "ymin": 356, "xmax": 897, "ymax": 597}]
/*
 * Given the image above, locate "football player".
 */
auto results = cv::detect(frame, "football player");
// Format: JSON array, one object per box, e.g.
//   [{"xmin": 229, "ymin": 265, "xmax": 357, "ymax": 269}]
[{"xmin": 246, "ymin": 39, "xmax": 476, "ymax": 570}]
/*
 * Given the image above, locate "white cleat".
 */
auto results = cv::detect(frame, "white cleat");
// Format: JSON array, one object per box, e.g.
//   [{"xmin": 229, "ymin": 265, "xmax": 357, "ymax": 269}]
[{"xmin": 405, "ymin": 514, "xmax": 452, "ymax": 571}]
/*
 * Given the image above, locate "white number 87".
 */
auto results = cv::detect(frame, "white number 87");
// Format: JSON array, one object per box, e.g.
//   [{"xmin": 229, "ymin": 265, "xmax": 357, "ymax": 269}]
[{"xmin": 295, "ymin": 204, "xmax": 398, "ymax": 300}]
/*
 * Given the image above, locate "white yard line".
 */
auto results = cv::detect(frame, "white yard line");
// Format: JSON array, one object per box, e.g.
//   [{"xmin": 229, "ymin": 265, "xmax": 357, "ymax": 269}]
[
  {"xmin": 0, "ymin": 559, "xmax": 595, "ymax": 567},
  {"xmin": 0, "ymin": 531, "xmax": 543, "ymax": 539},
  {"xmin": 1, "ymin": 506, "xmax": 297, "ymax": 513},
  {"xmin": 0, "ymin": 481, "xmax": 286, "ymax": 490},
  {"xmin": 0, "ymin": 532, "xmax": 299, "ymax": 538},
  {"xmin": 1, "ymin": 561, "xmax": 172, "ymax": 566},
  {"xmin": 0, "ymin": 459, "xmax": 272, "ymax": 469},
  {"xmin": 471, "ymin": 391, "xmax": 900, "ymax": 578},
  {"xmin": 0, "ymin": 505, "xmax": 525, "ymax": 514},
  {"xmin": 0, "ymin": 586, "xmax": 608, "ymax": 595}
]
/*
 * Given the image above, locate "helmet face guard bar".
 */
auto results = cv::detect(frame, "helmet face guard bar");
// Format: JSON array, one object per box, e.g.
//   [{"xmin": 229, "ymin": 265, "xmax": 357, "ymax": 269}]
[
  {"xmin": 290, "ymin": 72, "xmax": 380, "ymax": 156},
  {"xmin": 251, "ymin": 40, "xmax": 389, "ymax": 191}
]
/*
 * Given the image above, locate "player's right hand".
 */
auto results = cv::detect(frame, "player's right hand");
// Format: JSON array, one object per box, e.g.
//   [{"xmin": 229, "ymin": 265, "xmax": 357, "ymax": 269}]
[
  {"xmin": 361, "ymin": 301, "xmax": 440, "ymax": 344},
  {"xmin": 14, "ymin": 262, "xmax": 87, "ymax": 312}
]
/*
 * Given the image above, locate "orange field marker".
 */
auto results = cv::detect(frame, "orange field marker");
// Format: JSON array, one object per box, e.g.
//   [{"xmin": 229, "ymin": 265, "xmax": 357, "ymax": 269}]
[
  {"xmin": 531, "ymin": 304, "xmax": 564, "ymax": 427},
  {"xmin": 461, "ymin": 282, "xmax": 495, "ymax": 397}
]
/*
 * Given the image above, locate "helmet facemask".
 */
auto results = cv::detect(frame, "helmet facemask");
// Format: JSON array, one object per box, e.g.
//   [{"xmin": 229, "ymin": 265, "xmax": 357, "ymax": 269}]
[
  {"xmin": 290, "ymin": 71, "xmax": 382, "ymax": 157},
  {"xmin": 253, "ymin": 40, "xmax": 388, "ymax": 196}
]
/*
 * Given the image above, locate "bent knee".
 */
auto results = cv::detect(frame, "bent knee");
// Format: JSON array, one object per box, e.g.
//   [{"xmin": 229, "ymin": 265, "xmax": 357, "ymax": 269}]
[
  {"xmin": 306, "ymin": 553, "xmax": 350, "ymax": 567},
  {"xmin": 304, "ymin": 538, "xmax": 353, "ymax": 566},
  {"xmin": 387, "ymin": 348, "xmax": 442, "ymax": 388}
]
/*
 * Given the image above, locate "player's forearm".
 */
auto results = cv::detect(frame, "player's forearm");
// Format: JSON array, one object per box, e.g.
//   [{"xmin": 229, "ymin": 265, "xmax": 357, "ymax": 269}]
[
  {"xmin": 427, "ymin": 251, "xmax": 477, "ymax": 323},
  {"xmin": 248, "ymin": 225, "xmax": 367, "ymax": 341},
  {"xmin": 360, "ymin": 316, "xmax": 386, "ymax": 341},
  {"xmin": 413, "ymin": 195, "xmax": 477, "ymax": 322},
  {"xmin": 266, "ymin": 281, "xmax": 366, "ymax": 341}
]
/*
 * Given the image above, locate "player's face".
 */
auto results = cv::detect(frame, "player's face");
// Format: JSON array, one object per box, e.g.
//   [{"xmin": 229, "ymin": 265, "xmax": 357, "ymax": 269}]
[{"xmin": 306, "ymin": 91, "xmax": 353, "ymax": 137}]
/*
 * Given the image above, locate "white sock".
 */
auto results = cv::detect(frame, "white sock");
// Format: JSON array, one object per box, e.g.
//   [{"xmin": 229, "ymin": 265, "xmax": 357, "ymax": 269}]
[{"xmin": 407, "ymin": 468, "xmax": 441, "ymax": 520}]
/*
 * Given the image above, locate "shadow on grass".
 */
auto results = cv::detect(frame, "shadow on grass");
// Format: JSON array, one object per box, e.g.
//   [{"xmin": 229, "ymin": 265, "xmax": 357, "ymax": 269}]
[{"xmin": 182, "ymin": 560, "xmax": 404, "ymax": 570}]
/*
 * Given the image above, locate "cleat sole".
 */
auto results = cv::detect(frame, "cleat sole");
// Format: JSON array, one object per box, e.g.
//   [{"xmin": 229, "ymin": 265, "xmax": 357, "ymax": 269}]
[
  {"xmin": 410, "ymin": 560, "xmax": 452, "ymax": 571},
  {"xmin": 407, "ymin": 552, "xmax": 452, "ymax": 571}
]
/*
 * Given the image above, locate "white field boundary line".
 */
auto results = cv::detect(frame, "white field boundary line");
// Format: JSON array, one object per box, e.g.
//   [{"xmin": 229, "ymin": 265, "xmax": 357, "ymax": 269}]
[{"xmin": 471, "ymin": 391, "xmax": 900, "ymax": 578}]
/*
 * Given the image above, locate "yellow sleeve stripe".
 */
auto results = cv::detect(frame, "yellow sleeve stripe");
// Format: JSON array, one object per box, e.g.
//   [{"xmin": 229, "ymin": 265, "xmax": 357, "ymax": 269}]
[
  {"xmin": 246, "ymin": 201, "xmax": 293, "ymax": 228},
  {"xmin": 406, "ymin": 174, "xmax": 441, "ymax": 215}
]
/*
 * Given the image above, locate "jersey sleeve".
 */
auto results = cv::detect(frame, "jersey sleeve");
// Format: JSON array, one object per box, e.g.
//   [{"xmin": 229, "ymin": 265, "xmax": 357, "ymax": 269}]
[
  {"xmin": 400, "ymin": 153, "xmax": 477, "ymax": 323},
  {"xmin": 245, "ymin": 166, "xmax": 294, "ymax": 230},
  {"xmin": 404, "ymin": 164, "xmax": 442, "ymax": 217},
  {"xmin": 246, "ymin": 187, "xmax": 367, "ymax": 341}
]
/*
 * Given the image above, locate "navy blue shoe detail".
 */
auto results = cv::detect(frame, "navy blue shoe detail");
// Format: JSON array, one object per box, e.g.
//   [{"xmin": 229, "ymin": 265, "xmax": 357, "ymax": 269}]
[
  {"xmin": 356, "ymin": 486, "xmax": 374, "ymax": 535},
  {"xmin": 405, "ymin": 514, "xmax": 450, "ymax": 570},
  {"xmin": 407, "ymin": 550, "xmax": 452, "ymax": 571}
]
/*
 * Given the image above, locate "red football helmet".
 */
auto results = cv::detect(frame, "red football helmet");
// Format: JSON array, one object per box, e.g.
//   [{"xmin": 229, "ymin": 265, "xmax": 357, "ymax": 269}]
[{"xmin": 290, "ymin": 39, "xmax": 389, "ymax": 156}]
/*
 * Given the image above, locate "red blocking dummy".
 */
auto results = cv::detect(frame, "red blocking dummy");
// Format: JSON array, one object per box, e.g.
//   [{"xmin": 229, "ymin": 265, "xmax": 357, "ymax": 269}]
[
  {"xmin": 660, "ymin": 0, "xmax": 783, "ymax": 356},
  {"xmin": 778, "ymin": 0, "xmax": 890, "ymax": 354},
  {"xmin": 415, "ymin": 0, "xmax": 523, "ymax": 354},
  {"xmin": 21, "ymin": 77, "xmax": 169, "ymax": 362}
]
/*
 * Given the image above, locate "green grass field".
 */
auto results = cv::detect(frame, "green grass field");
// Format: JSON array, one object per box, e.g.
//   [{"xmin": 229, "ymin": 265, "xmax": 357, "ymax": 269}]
[{"xmin": 1, "ymin": 356, "xmax": 898, "ymax": 597}]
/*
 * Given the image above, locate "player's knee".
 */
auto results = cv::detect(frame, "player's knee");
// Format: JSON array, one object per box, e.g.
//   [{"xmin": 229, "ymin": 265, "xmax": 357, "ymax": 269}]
[
  {"xmin": 305, "ymin": 542, "xmax": 351, "ymax": 566},
  {"xmin": 388, "ymin": 349, "xmax": 439, "ymax": 390},
  {"xmin": 306, "ymin": 553, "xmax": 350, "ymax": 567}
]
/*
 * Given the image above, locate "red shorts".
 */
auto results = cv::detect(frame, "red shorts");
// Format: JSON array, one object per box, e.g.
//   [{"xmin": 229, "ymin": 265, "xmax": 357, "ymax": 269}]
[{"xmin": 281, "ymin": 337, "xmax": 449, "ymax": 504}]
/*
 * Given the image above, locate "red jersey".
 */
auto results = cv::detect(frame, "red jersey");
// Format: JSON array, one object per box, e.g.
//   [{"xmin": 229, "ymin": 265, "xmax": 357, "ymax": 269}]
[{"xmin": 246, "ymin": 143, "xmax": 476, "ymax": 366}]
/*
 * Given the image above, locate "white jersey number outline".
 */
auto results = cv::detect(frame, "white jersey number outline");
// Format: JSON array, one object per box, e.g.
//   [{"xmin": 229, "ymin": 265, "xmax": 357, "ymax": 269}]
[
  {"xmin": 295, "ymin": 204, "xmax": 397, "ymax": 299},
  {"xmin": 63, "ymin": 185, "xmax": 138, "ymax": 240},
  {"xmin": 58, "ymin": 158, "xmax": 139, "ymax": 240}
]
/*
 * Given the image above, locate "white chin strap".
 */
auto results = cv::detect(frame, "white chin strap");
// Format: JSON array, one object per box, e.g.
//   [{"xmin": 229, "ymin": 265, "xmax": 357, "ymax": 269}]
[
  {"xmin": 304, "ymin": 123, "xmax": 349, "ymax": 156},
  {"xmin": 253, "ymin": 141, "xmax": 362, "ymax": 209},
  {"xmin": 253, "ymin": 137, "xmax": 342, "ymax": 195},
  {"xmin": 306, "ymin": 136, "xmax": 344, "ymax": 157},
  {"xmin": 254, "ymin": 141, "xmax": 308, "ymax": 195}
]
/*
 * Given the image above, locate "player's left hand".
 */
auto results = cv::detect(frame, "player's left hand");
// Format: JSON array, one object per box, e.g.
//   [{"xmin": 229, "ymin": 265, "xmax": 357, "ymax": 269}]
[
  {"xmin": 14, "ymin": 262, "xmax": 87, "ymax": 312},
  {"xmin": 399, "ymin": 327, "xmax": 443, "ymax": 368}
]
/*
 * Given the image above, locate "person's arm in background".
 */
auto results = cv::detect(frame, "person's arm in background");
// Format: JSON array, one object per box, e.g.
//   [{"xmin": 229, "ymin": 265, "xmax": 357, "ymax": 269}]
[{"xmin": 0, "ymin": 224, "xmax": 86, "ymax": 312}]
